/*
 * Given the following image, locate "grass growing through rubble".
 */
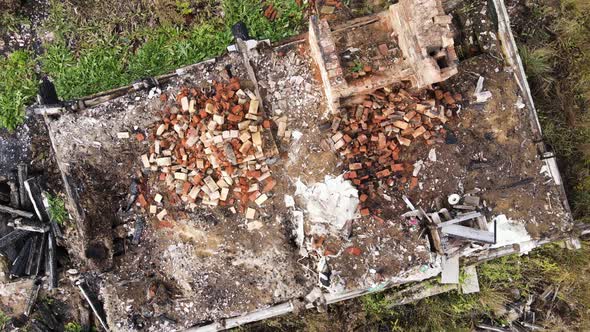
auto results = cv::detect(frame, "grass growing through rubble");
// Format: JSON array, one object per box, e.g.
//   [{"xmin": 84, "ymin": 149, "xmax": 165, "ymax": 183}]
[
  {"xmin": 47, "ymin": 193, "xmax": 68, "ymax": 225},
  {"xmin": 250, "ymin": 231, "xmax": 590, "ymax": 329},
  {"xmin": 0, "ymin": 311, "xmax": 9, "ymax": 330}
]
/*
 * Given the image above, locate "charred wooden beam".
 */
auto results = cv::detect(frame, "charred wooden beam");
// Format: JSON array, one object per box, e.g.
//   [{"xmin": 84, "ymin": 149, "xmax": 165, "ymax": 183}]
[
  {"xmin": 25, "ymin": 234, "xmax": 40, "ymax": 275},
  {"xmin": 77, "ymin": 279, "xmax": 110, "ymax": 331},
  {"xmin": 24, "ymin": 178, "xmax": 50, "ymax": 222},
  {"xmin": 25, "ymin": 278, "xmax": 42, "ymax": 316},
  {"xmin": 17, "ymin": 164, "xmax": 31, "ymax": 209},
  {"xmin": 0, "ymin": 229, "xmax": 29, "ymax": 250},
  {"xmin": 8, "ymin": 174, "xmax": 20, "ymax": 208},
  {"xmin": 10, "ymin": 237, "xmax": 33, "ymax": 277},
  {"xmin": 131, "ymin": 216, "xmax": 145, "ymax": 245},
  {"xmin": 34, "ymin": 234, "xmax": 46, "ymax": 276},
  {"xmin": 11, "ymin": 218, "xmax": 50, "ymax": 233},
  {"xmin": 0, "ymin": 203, "xmax": 34, "ymax": 218},
  {"xmin": 46, "ymin": 232, "xmax": 58, "ymax": 289}
]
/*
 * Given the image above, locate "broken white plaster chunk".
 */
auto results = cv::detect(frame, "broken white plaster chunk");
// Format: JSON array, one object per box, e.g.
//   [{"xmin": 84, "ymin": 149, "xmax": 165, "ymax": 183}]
[
  {"xmin": 220, "ymin": 187, "xmax": 229, "ymax": 201},
  {"xmin": 246, "ymin": 208, "xmax": 256, "ymax": 219},
  {"xmin": 189, "ymin": 186, "xmax": 200, "ymax": 200},
  {"xmin": 141, "ymin": 154, "xmax": 150, "ymax": 168},
  {"xmin": 277, "ymin": 121, "xmax": 287, "ymax": 137},
  {"xmin": 149, "ymin": 205, "xmax": 157, "ymax": 214},
  {"xmin": 213, "ymin": 114, "xmax": 224, "ymax": 125},
  {"xmin": 154, "ymin": 194, "xmax": 163, "ymax": 203},
  {"xmin": 156, "ymin": 157, "xmax": 172, "ymax": 166},
  {"xmin": 249, "ymin": 99, "xmax": 259, "ymax": 114},
  {"xmin": 174, "ymin": 172, "xmax": 188, "ymax": 181},
  {"xmin": 157, "ymin": 209, "xmax": 168, "ymax": 221},
  {"xmin": 252, "ymin": 131, "xmax": 262, "ymax": 146},
  {"xmin": 255, "ymin": 194, "xmax": 268, "ymax": 206},
  {"xmin": 204, "ymin": 176, "xmax": 220, "ymax": 192},
  {"xmin": 156, "ymin": 124, "xmax": 166, "ymax": 136},
  {"xmin": 284, "ymin": 195, "xmax": 295, "ymax": 208},
  {"xmin": 247, "ymin": 220, "xmax": 263, "ymax": 231},
  {"xmin": 428, "ymin": 148, "xmax": 437, "ymax": 162},
  {"xmin": 209, "ymin": 190, "xmax": 221, "ymax": 201},
  {"xmin": 117, "ymin": 132, "xmax": 130, "ymax": 139},
  {"xmin": 181, "ymin": 96, "xmax": 189, "ymax": 111}
]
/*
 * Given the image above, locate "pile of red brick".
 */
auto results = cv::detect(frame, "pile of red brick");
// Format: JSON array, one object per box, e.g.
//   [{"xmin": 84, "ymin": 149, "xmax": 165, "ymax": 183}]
[
  {"xmin": 329, "ymin": 87, "xmax": 461, "ymax": 217},
  {"xmin": 140, "ymin": 78, "xmax": 278, "ymax": 219}
]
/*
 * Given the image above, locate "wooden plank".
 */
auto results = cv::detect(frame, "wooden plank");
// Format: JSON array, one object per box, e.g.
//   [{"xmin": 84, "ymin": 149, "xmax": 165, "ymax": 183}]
[
  {"xmin": 441, "ymin": 224, "xmax": 495, "ymax": 243},
  {"xmin": 24, "ymin": 178, "xmax": 50, "ymax": 222},
  {"xmin": 17, "ymin": 164, "xmax": 31, "ymax": 209},
  {"xmin": 0, "ymin": 230, "xmax": 29, "ymax": 249},
  {"xmin": 0, "ymin": 204, "xmax": 34, "ymax": 218}
]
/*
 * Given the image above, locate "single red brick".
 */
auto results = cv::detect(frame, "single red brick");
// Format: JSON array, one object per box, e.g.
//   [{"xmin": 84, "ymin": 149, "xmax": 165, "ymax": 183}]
[
  {"xmin": 136, "ymin": 194, "xmax": 148, "ymax": 208},
  {"xmin": 376, "ymin": 169, "xmax": 391, "ymax": 178},
  {"xmin": 227, "ymin": 113, "xmax": 242, "ymax": 122},
  {"xmin": 346, "ymin": 246, "xmax": 362, "ymax": 256},
  {"xmin": 345, "ymin": 171, "xmax": 358, "ymax": 179},
  {"xmin": 409, "ymin": 176, "xmax": 418, "ymax": 190},
  {"xmin": 182, "ymin": 182, "xmax": 191, "ymax": 195},
  {"xmin": 360, "ymin": 193, "xmax": 368, "ymax": 202},
  {"xmin": 262, "ymin": 178, "xmax": 276, "ymax": 193},
  {"xmin": 391, "ymin": 163, "xmax": 404, "ymax": 172},
  {"xmin": 249, "ymin": 191, "xmax": 261, "ymax": 201},
  {"xmin": 246, "ymin": 170, "xmax": 262, "ymax": 178},
  {"xmin": 434, "ymin": 90, "xmax": 444, "ymax": 100},
  {"xmin": 349, "ymin": 163, "xmax": 363, "ymax": 171},
  {"xmin": 360, "ymin": 208, "xmax": 370, "ymax": 216},
  {"xmin": 136, "ymin": 132, "xmax": 145, "ymax": 142}
]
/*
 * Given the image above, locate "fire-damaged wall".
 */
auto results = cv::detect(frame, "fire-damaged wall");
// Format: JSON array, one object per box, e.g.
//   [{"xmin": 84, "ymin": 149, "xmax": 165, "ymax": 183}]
[{"xmin": 309, "ymin": 0, "xmax": 458, "ymax": 114}]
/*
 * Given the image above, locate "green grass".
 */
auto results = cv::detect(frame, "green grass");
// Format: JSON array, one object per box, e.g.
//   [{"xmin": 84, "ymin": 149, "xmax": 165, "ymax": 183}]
[
  {"xmin": 0, "ymin": 50, "xmax": 37, "ymax": 131},
  {"xmin": 516, "ymin": 0, "xmax": 590, "ymax": 220},
  {"xmin": 64, "ymin": 322, "xmax": 82, "ymax": 332},
  {"xmin": 47, "ymin": 193, "xmax": 68, "ymax": 225},
  {"xmin": 0, "ymin": 0, "xmax": 305, "ymax": 129},
  {"xmin": 222, "ymin": 0, "xmax": 305, "ymax": 42},
  {"xmin": 0, "ymin": 311, "xmax": 9, "ymax": 330},
  {"xmin": 37, "ymin": 0, "xmax": 304, "ymax": 102}
]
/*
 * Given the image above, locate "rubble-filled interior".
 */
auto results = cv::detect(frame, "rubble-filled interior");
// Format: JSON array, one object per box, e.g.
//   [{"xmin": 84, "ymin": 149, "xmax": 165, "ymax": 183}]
[{"xmin": 0, "ymin": 0, "xmax": 574, "ymax": 331}]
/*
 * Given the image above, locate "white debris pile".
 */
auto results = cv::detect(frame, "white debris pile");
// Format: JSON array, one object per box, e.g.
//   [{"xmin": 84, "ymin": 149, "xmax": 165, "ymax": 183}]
[{"xmin": 295, "ymin": 175, "xmax": 359, "ymax": 235}]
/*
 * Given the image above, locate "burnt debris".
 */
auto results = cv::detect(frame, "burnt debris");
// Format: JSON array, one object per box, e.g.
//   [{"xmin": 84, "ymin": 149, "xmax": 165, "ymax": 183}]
[{"xmin": 0, "ymin": 169, "xmax": 65, "ymax": 317}]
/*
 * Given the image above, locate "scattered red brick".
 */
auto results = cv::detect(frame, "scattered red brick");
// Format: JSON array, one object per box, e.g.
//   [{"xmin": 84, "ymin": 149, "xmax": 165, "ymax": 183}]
[
  {"xmin": 346, "ymin": 246, "xmax": 362, "ymax": 256},
  {"xmin": 327, "ymin": 85, "xmax": 459, "ymax": 203},
  {"xmin": 136, "ymin": 194, "xmax": 148, "ymax": 208}
]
